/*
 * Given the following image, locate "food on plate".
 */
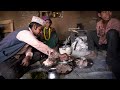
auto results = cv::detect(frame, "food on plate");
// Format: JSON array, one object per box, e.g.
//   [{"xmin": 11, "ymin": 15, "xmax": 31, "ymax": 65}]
[
  {"xmin": 75, "ymin": 58, "xmax": 93, "ymax": 68},
  {"xmin": 43, "ymin": 59, "xmax": 54, "ymax": 67},
  {"xmin": 59, "ymin": 53, "xmax": 70, "ymax": 61},
  {"xmin": 56, "ymin": 64, "xmax": 73, "ymax": 74}
]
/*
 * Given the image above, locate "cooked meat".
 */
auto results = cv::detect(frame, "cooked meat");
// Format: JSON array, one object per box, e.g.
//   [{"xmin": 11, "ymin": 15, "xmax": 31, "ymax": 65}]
[
  {"xmin": 56, "ymin": 64, "xmax": 72, "ymax": 74},
  {"xmin": 59, "ymin": 53, "xmax": 69, "ymax": 61},
  {"xmin": 43, "ymin": 59, "xmax": 54, "ymax": 67}
]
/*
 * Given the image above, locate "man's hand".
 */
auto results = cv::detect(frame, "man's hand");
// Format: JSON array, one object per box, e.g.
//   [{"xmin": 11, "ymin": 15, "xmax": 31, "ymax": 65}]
[
  {"xmin": 48, "ymin": 49, "xmax": 59, "ymax": 59},
  {"xmin": 21, "ymin": 56, "xmax": 31, "ymax": 67}
]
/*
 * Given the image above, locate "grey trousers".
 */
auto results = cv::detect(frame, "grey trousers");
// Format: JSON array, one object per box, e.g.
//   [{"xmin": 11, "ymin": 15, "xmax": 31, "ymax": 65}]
[
  {"xmin": 0, "ymin": 51, "xmax": 45, "ymax": 79},
  {"xmin": 0, "ymin": 55, "xmax": 30, "ymax": 79}
]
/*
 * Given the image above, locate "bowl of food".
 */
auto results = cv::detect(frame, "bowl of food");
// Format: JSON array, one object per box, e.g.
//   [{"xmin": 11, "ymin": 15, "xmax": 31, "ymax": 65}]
[
  {"xmin": 42, "ymin": 58, "xmax": 59, "ymax": 68},
  {"xmin": 74, "ymin": 57, "xmax": 94, "ymax": 69},
  {"xmin": 56, "ymin": 63, "xmax": 73, "ymax": 74}
]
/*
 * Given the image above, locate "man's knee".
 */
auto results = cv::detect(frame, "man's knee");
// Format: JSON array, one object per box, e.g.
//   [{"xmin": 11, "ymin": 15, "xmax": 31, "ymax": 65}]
[{"xmin": 107, "ymin": 29, "xmax": 119, "ymax": 39}]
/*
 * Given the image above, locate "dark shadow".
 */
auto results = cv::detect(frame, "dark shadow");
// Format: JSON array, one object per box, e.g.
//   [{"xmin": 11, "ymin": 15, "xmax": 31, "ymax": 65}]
[{"xmin": 0, "ymin": 24, "xmax": 5, "ymax": 41}]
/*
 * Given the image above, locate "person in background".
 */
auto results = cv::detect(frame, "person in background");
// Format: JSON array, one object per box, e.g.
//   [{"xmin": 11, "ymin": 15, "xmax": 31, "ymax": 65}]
[
  {"xmin": 41, "ymin": 17, "xmax": 59, "ymax": 50},
  {"xmin": 0, "ymin": 16, "xmax": 65, "ymax": 79},
  {"xmin": 87, "ymin": 11, "xmax": 120, "ymax": 79}
]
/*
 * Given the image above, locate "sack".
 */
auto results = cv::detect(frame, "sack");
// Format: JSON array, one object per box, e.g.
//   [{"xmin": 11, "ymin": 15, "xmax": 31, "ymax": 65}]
[{"xmin": 71, "ymin": 36, "xmax": 90, "ymax": 57}]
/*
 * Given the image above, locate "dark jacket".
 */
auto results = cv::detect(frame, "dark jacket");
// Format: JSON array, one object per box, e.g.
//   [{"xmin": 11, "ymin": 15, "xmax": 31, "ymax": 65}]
[{"xmin": 0, "ymin": 28, "xmax": 28, "ymax": 63}]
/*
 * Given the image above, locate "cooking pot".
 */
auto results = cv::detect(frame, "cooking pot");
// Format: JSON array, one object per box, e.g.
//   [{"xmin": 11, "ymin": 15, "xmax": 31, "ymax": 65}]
[{"xmin": 48, "ymin": 68, "xmax": 59, "ymax": 79}]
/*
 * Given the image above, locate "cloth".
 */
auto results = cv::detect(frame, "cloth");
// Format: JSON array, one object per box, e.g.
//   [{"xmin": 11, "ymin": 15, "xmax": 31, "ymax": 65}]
[{"xmin": 31, "ymin": 16, "xmax": 46, "ymax": 26}]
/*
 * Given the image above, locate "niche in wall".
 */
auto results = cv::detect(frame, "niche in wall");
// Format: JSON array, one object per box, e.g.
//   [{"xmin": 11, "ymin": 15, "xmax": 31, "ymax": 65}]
[
  {"xmin": 0, "ymin": 19, "xmax": 14, "ymax": 38},
  {"xmin": 0, "ymin": 19, "xmax": 14, "ymax": 33},
  {"xmin": 40, "ymin": 11, "xmax": 63, "ymax": 18}
]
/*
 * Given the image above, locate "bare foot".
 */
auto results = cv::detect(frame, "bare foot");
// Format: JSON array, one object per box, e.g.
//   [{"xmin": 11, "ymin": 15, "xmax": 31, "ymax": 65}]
[{"xmin": 85, "ymin": 51, "xmax": 97, "ymax": 59}]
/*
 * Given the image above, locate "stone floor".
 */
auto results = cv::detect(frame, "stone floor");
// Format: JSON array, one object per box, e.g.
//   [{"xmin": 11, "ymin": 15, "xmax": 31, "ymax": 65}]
[
  {"xmin": 20, "ymin": 51, "xmax": 116, "ymax": 79},
  {"xmin": 59, "ymin": 34, "xmax": 116, "ymax": 79},
  {"xmin": 62, "ymin": 51, "xmax": 115, "ymax": 79}
]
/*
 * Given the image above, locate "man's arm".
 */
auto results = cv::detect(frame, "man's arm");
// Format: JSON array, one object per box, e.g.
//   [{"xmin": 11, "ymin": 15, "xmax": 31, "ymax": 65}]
[
  {"xmin": 16, "ymin": 30, "xmax": 54, "ymax": 56},
  {"xmin": 21, "ymin": 46, "xmax": 33, "ymax": 66},
  {"xmin": 25, "ymin": 46, "xmax": 33, "ymax": 59}
]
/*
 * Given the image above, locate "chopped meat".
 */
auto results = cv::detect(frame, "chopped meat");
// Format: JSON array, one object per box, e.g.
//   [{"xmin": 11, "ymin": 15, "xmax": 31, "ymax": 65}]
[
  {"xmin": 56, "ymin": 64, "xmax": 72, "ymax": 74},
  {"xmin": 59, "ymin": 53, "xmax": 69, "ymax": 61},
  {"xmin": 75, "ymin": 59, "xmax": 88, "ymax": 68},
  {"xmin": 43, "ymin": 59, "xmax": 54, "ymax": 67}
]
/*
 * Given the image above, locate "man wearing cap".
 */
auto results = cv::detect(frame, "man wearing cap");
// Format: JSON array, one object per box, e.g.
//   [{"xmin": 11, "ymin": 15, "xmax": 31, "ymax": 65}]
[{"xmin": 0, "ymin": 16, "xmax": 62, "ymax": 79}]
